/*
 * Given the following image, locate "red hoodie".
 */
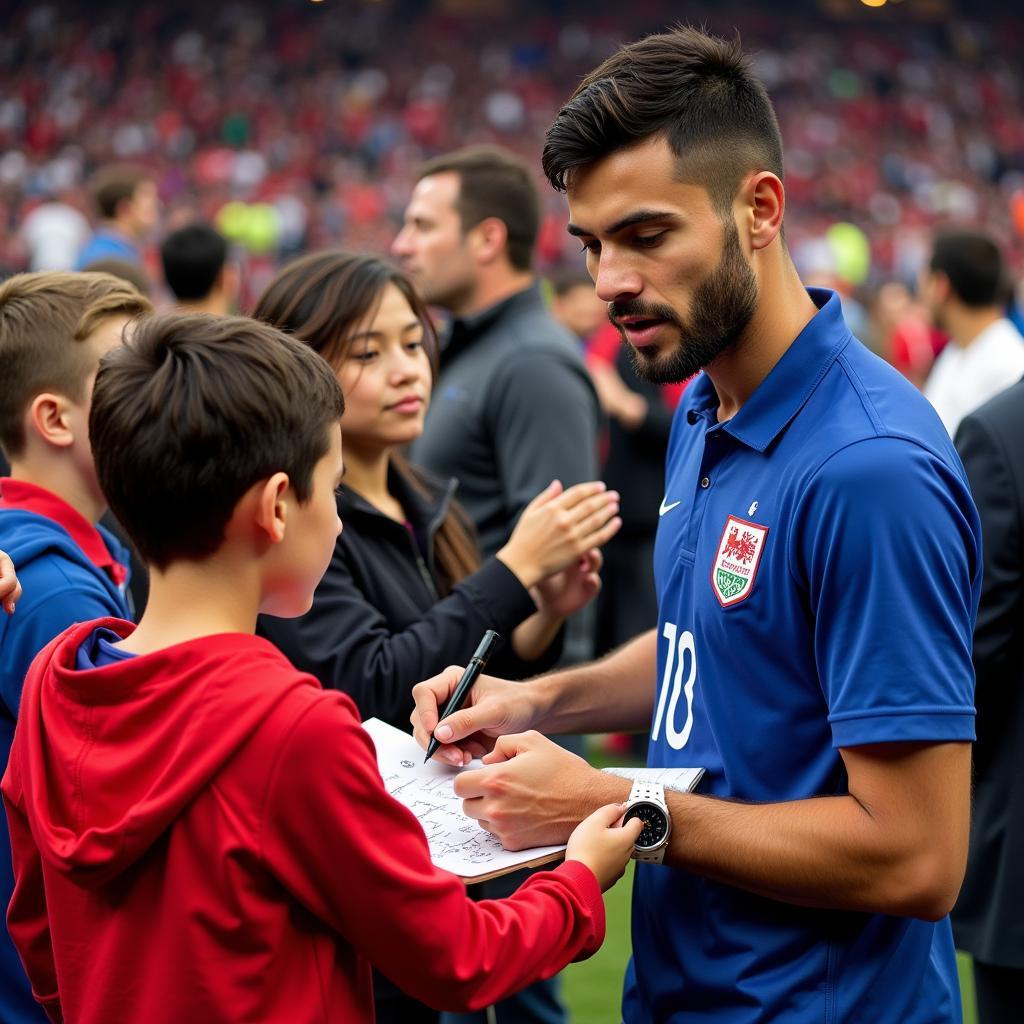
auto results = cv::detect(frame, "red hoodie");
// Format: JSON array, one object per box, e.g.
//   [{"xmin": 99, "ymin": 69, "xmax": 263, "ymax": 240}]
[{"xmin": 2, "ymin": 620, "xmax": 604, "ymax": 1023}]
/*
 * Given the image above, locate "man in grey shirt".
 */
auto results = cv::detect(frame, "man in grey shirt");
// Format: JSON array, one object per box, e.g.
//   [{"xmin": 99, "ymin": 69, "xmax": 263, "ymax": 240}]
[
  {"xmin": 393, "ymin": 145, "xmax": 600, "ymax": 1024},
  {"xmin": 394, "ymin": 145, "xmax": 600, "ymax": 639}
]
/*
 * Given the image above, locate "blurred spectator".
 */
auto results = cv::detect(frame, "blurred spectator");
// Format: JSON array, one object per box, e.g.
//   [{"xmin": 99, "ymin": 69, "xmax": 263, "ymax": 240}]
[
  {"xmin": 160, "ymin": 222, "xmax": 237, "ymax": 314},
  {"xmin": 20, "ymin": 197, "xmax": 89, "ymax": 272},
  {"xmin": 951, "ymin": 379, "xmax": 1024, "ymax": 1024},
  {"xmin": 81, "ymin": 258, "xmax": 154, "ymax": 298},
  {"xmin": 0, "ymin": 3, "xmax": 1022, "ymax": 294},
  {"xmin": 872, "ymin": 280, "xmax": 944, "ymax": 388},
  {"xmin": 548, "ymin": 269, "xmax": 606, "ymax": 345},
  {"xmin": 75, "ymin": 165, "xmax": 159, "ymax": 270},
  {"xmin": 922, "ymin": 229, "xmax": 1024, "ymax": 436}
]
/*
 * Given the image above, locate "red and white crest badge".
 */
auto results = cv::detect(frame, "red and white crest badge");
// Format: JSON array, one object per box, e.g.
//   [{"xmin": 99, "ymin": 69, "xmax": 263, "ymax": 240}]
[{"xmin": 711, "ymin": 515, "xmax": 768, "ymax": 607}]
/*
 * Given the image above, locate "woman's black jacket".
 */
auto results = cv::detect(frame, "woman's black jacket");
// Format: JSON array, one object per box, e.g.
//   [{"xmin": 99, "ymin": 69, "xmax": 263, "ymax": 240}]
[{"xmin": 257, "ymin": 464, "xmax": 559, "ymax": 731}]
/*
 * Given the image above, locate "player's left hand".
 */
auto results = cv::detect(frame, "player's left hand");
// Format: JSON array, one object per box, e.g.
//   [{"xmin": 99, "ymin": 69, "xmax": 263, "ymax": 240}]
[
  {"xmin": 453, "ymin": 731, "xmax": 622, "ymax": 851},
  {"xmin": 532, "ymin": 548, "xmax": 603, "ymax": 620}
]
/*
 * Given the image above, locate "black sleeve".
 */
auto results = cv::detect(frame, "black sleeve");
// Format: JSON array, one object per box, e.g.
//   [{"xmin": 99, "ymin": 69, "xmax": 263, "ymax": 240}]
[
  {"xmin": 258, "ymin": 550, "xmax": 538, "ymax": 731},
  {"xmin": 490, "ymin": 351, "xmax": 599, "ymax": 523},
  {"xmin": 955, "ymin": 411, "xmax": 1021, "ymax": 683}
]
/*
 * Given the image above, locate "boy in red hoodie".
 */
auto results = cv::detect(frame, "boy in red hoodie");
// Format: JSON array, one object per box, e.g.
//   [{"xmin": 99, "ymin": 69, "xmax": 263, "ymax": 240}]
[{"xmin": 2, "ymin": 312, "xmax": 640, "ymax": 1024}]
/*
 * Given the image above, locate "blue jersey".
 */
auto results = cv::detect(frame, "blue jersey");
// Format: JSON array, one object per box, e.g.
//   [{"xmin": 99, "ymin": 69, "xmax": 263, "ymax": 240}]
[{"xmin": 623, "ymin": 290, "xmax": 980, "ymax": 1024}]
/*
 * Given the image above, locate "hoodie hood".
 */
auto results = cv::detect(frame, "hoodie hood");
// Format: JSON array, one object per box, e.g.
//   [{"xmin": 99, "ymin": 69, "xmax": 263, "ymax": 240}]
[
  {"xmin": 0, "ymin": 506, "xmax": 128, "ymax": 602},
  {"xmin": 11, "ymin": 618, "xmax": 319, "ymax": 886}
]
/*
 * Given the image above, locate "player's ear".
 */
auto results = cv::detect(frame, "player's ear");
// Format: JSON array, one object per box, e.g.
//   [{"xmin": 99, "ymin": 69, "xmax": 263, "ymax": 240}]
[{"xmin": 740, "ymin": 171, "xmax": 785, "ymax": 252}]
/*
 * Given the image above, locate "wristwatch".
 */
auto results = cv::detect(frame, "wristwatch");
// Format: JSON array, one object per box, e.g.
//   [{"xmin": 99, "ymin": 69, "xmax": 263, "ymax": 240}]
[{"xmin": 623, "ymin": 780, "xmax": 671, "ymax": 864}]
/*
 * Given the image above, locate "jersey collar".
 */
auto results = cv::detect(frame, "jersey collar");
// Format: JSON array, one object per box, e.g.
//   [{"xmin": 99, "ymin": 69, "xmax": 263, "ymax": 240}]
[
  {"xmin": 0, "ymin": 478, "xmax": 128, "ymax": 585},
  {"xmin": 690, "ymin": 288, "xmax": 853, "ymax": 453}
]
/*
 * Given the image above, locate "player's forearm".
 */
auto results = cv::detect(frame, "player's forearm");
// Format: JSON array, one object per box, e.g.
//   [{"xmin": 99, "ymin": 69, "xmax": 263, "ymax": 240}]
[
  {"xmin": 531, "ymin": 629, "xmax": 658, "ymax": 735},
  {"xmin": 663, "ymin": 790, "xmax": 965, "ymax": 921}
]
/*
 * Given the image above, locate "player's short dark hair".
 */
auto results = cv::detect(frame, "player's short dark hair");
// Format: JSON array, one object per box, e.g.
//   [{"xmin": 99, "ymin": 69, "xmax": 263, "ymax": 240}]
[
  {"xmin": 542, "ymin": 26, "xmax": 784, "ymax": 217},
  {"xmin": 90, "ymin": 165, "xmax": 151, "ymax": 220},
  {"xmin": 90, "ymin": 313, "xmax": 345, "ymax": 571},
  {"xmin": 417, "ymin": 145, "xmax": 539, "ymax": 272},
  {"xmin": 0, "ymin": 271, "xmax": 152, "ymax": 458},
  {"xmin": 929, "ymin": 229, "xmax": 1007, "ymax": 308},
  {"xmin": 160, "ymin": 222, "xmax": 229, "ymax": 301}
]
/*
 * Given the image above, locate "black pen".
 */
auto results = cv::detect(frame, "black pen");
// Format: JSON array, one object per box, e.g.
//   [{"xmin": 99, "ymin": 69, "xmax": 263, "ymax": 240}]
[{"xmin": 424, "ymin": 629, "xmax": 501, "ymax": 763}]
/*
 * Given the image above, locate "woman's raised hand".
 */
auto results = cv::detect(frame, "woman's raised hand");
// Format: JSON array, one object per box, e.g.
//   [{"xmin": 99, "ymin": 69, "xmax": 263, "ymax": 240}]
[{"xmin": 496, "ymin": 480, "xmax": 621, "ymax": 589}]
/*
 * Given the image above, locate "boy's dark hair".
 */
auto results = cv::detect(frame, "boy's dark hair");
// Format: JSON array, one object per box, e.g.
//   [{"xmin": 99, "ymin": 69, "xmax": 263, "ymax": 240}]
[
  {"xmin": 417, "ymin": 145, "xmax": 539, "ymax": 272},
  {"xmin": 542, "ymin": 26, "xmax": 784, "ymax": 217},
  {"xmin": 929, "ymin": 229, "xmax": 1007, "ymax": 308},
  {"xmin": 161, "ymin": 222, "xmax": 229, "ymax": 301},
  {"xmin": 90, "ymin": 313, "xmax": 345, "ymax": 571},
  {"xmin": 90, "ymin": 165, "xmax": 151, "ymax": 220},
  {"xmin": 0, "ymin": 271, "xmax": 152, "ymax": 458}
]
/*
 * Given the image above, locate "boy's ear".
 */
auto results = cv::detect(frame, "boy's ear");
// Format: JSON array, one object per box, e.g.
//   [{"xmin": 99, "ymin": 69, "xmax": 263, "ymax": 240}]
[
  {"xmin": 27, "ymin": 393, "xmax": 76, "ymax": 450},
  {"xmin": 254, "ymin": 473, "xmax": 292, "ymax": 544}
]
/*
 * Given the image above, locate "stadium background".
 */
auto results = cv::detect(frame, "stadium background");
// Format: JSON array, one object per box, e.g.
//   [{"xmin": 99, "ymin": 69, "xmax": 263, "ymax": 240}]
[{"xmin": 2, "ymin": 0, "xmax": 1019, "ymax": 1019}]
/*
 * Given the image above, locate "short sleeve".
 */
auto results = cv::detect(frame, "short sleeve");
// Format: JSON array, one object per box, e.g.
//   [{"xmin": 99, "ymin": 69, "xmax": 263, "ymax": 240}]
[{"xmin": 789, "ymin": 437, "xmax": 981, "ymax": 747}]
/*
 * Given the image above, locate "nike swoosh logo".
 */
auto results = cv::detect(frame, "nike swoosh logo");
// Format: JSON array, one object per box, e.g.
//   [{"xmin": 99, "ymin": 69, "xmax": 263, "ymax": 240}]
[{"xmin": 659, "ymin": 498, "xmax": 682, "ymax": 517}]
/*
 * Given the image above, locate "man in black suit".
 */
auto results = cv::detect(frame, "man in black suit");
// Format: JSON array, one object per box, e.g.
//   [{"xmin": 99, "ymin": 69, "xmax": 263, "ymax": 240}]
[{"xmin": 952, "ymin": 377, "xmax": 1024, "ymax": 1022}]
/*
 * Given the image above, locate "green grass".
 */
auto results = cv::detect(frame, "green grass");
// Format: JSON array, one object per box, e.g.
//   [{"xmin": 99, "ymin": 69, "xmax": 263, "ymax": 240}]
[
  {"xmin": 562, "ymin": 862, "xmax": 635, "ymax": 1024},
  {"xmin": 562, "ymin": 863, "xmax": 980, "ymax": 1024}
]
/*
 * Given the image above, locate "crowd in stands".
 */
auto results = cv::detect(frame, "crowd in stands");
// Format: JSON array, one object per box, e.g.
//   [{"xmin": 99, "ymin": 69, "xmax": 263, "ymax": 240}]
[{"xmin": 2, "ymin": 1, "xmax": 1024, "ymax": 352}]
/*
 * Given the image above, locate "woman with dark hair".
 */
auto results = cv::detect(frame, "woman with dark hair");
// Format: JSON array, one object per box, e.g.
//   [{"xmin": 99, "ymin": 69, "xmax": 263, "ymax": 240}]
[
  {"xmin": 253, "ymin": 251, "xmax": 619, "ymax": 1024},
  {"xmin": 253, "ymin": 250, "xmax": 619, "ymax": 731}
]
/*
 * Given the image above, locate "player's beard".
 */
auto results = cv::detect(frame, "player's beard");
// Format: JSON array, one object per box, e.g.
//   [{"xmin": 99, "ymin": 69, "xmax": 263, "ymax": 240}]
[{"xmin": 611, "ymin": 220, "xmax": 759, "ymax": 385}]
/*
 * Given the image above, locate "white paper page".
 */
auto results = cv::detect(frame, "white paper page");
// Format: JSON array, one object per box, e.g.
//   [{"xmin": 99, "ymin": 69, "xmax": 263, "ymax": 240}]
[
  {"xmin": 363, "ymin": 718, "xmax": 566, "ymax": 879},
  {"xmin": 602, "ymin": 766, "xmax": 705, "ymax": 793}
]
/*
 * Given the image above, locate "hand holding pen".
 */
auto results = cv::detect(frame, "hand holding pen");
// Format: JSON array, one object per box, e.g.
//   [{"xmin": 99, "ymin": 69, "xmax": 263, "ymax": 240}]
[{"xmin": 424, "ymin": 630, "xmax": 501, "ymax": 763}]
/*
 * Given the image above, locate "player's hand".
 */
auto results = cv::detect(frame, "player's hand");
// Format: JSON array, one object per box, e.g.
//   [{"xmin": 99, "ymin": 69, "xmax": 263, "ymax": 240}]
[
  {"xmin": 566, "ymin": 803, "xmax": 643, "ymax": 892},
  {"xmin": 496, "ymin": 480, "xmax": 620, "ymax": 589},
  {"xmin": 453, "ymin": 730, "xmax": 627, "ymax": 850},
  {"xmin": 532, "ymin": 548, "xmax": 603, "ymax": 620},
  {"xmin": 411, "ymin": 666, "xmax": 539, "ymax": 766},
  {"xmin": 0, "ymin": 549, "xmax": 21, "ymax": 615}
]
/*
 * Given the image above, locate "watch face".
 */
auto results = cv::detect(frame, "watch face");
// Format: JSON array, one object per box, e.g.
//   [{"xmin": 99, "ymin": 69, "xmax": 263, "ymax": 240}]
[{"xmin": 624, "ymin": 802, "xmax": 669, "ymax": 850}]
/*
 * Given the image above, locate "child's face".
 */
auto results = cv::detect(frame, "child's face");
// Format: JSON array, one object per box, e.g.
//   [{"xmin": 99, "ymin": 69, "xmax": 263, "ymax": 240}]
[
  {"xmin": 262, "ymin": 423, "xmax": 344, "ymax": 618},
  {"xmin": 72, "ymin": 315, "xmax": 132, "ymax": 509},
  {"xmin": 335, "ymin": 283, "xmax": 432, "ymax": 458}
]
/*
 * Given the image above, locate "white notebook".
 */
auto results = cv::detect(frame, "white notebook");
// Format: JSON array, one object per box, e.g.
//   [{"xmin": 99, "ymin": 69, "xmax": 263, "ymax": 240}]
[
  {"xmin": 602, "ymin": 765, "xmax": 705, "ymax": 793},
  {"xmin": 362, "ymin": 718, "xmax": 566, "ymax": 884}
]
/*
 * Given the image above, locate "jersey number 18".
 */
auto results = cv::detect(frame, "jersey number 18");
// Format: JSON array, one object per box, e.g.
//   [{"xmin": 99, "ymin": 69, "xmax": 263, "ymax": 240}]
[{"xmin": 652, "ymin": 621, "xmax": 697, "ymax": 750}]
